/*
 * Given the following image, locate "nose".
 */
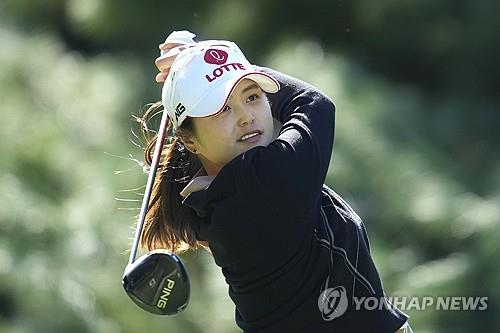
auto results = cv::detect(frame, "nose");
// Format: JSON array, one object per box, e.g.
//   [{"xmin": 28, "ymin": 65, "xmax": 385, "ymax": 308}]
[{"xmin": 237, "ymin": 105, "xmax": 255, "ymax": 127}]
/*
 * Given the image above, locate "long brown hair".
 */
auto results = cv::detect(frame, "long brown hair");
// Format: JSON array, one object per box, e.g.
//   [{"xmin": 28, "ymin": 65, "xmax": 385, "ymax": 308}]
[{"xmin": 135, "ymin": 101, "xmax": 207, "ymax": 253}]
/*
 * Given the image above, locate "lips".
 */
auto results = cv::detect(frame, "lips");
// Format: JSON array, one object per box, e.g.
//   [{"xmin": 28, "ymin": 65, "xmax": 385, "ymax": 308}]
[{"xmin": 237, "ymin": 130, "xmax": 262, "ymax": 142}]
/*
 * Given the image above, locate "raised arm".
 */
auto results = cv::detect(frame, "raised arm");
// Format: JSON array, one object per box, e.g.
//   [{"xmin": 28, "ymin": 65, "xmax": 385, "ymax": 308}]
[{"xmin": 244, "ymin": 66, "xmax": 336, "ymax": 213}]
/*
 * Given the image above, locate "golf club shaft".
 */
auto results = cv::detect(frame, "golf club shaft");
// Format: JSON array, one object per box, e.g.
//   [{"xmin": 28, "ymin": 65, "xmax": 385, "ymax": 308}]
[{"xmin": 128, "ymin": 110, "xmax": 170, "ymax": 265}]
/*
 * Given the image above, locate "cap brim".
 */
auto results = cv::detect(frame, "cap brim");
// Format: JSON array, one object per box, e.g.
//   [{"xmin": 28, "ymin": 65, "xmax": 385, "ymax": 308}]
[{"xmin": 187, "ymin": 72, "xmax": 280, "ymax": 119}]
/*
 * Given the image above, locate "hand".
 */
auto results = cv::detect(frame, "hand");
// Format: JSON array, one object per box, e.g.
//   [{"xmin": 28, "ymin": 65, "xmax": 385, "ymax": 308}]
[{"xmin": 154, "ymin": 30, "xmax": 197, "ymax": 83}]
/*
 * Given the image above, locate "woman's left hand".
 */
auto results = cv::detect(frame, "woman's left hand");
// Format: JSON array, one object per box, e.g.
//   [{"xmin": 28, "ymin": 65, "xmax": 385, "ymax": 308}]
[{"xmin": 154, "ymin": 30, "xmax": 197, "ymax": 83}]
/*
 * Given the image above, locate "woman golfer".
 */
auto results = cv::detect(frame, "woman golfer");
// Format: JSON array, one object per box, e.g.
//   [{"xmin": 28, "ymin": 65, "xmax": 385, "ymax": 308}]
[{"xmin": 139, "ymin": 30, "xmax": 412, "ymax": 332}]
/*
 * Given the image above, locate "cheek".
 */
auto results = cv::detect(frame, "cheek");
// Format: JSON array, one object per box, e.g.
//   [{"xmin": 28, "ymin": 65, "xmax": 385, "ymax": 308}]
[
  {"xmin": 205, "ymin": 127, "xmax": 238, "ymax": 160},
  {"xmin": 259, "ymin": 104, "xmax": 274, "ymax": 137}
]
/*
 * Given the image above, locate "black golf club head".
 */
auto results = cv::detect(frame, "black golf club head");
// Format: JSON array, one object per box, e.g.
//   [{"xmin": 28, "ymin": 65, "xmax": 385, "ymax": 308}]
[{"xmin": 122, "ymin": 249, "xmax": 190, "ymax": 315}]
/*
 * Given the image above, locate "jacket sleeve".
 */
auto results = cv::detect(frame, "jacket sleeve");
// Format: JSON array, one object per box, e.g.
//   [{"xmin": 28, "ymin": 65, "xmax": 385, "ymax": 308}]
[{"xmin": 246, "ymin": 66, "xmax": 336, "ymax": 213}]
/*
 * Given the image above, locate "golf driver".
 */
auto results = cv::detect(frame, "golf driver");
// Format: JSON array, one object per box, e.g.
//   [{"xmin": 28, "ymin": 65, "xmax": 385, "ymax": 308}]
[{"xmin": 122, "ymin": 109, "xmax": 190, "ymax": 315}]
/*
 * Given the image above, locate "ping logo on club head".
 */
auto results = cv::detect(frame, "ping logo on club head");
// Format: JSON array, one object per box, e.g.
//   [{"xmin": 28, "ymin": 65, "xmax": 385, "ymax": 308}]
[
  {"xmin": 204, "ymin": 48, "xmax": 228, "ymax": 65},
  {"xmin": 156, "ymin": 278, "xmax": 176, "ymax": 309},
  {"xmin": 318, "ymin": 286, "xmax": 348, "ymax": 321}
]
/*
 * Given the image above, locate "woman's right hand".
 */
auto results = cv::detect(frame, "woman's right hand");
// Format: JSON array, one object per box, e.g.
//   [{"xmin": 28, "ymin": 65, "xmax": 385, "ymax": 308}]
[{"xmin": 154, "ymin": 30, "xmax": 197, "ymax": 83}]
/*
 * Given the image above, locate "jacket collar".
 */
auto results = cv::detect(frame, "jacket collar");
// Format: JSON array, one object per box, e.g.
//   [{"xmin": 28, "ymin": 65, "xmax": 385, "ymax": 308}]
[
  {"xmin": 180, "ymin": 167, "xmax": 216, "ymax": 198},
  {"xmin": 181, "ymin": 167, "xmax": 221, "ymax": 218}
]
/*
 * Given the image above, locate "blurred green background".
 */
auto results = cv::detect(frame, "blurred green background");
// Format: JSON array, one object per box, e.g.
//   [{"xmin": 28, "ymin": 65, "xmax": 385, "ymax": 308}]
[{"xmin": 0, "ymin": 0, "xmax": 499, "ymax": 332}]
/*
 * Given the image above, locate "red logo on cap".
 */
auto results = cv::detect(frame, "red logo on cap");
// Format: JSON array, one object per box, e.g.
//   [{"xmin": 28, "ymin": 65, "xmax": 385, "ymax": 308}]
[{"xmin": 204, "ymin": 49, "xmax": 228, "ymax": 65}]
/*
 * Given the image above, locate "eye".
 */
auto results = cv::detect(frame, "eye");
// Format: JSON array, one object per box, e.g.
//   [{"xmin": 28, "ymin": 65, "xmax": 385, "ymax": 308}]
[
  {"xmin": 222, "ymin": 105, "xmax": 231, "ymax": 112},
  {"xmin": 246, "ymin": 94, "xmax": 259, "ymax": 103}
]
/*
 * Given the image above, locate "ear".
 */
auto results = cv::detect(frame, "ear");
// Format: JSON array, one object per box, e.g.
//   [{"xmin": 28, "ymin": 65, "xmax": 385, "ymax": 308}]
[{"xmin": 180, "ymin": 137, "xmax": 198, "ymax": 154}]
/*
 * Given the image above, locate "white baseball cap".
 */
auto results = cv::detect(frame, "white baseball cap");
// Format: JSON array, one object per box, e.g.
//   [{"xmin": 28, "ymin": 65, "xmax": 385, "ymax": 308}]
[{"xmin": 161, "ymin": 40, "xmax": 280, "ymax": 130}]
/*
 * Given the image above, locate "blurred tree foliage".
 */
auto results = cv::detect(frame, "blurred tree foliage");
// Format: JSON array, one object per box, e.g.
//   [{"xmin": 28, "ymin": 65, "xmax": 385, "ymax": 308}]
[{"xmin": 0, "ymin": 1, "xmax": 498, "ymax": 332}]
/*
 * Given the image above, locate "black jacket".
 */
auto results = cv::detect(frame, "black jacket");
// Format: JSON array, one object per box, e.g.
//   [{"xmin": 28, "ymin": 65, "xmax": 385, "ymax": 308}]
[{"xmin": 182, "ymin": 67, "xmax": 408, "ymax": 332}]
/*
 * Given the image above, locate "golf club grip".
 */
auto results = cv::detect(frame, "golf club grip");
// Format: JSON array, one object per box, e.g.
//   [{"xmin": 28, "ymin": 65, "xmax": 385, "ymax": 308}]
[{"xmin": 128, "ymin": 110, "xmax": 170, "ymax": 265}]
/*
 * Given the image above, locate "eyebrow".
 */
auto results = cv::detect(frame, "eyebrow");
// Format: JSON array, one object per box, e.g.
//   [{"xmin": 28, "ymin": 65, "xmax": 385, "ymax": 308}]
[
  {"xmin": 224, "ymin": 83, "xmax": 260, "ymax": 108},
  {"xmin": 241, "ymin": 83, "xmax": 259, "ymax": 94}
]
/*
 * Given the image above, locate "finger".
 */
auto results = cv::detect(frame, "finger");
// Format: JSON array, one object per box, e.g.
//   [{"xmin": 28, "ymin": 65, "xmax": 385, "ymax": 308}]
[
  {"xmin": 155, "ymin": 54, "xmax": 176, "ymax": 71},
  {"xmin": 159, "ymin": 45, "xmax": 187, "ymax": 57},
  {"xmin": 155, "ymin": 45, "xmax": 188, "ymax": 70},
  {"xmin": 159, "ymin": 42, "xmax": 183, "ymax": 51},
  {"xmin": 155, "ymin": 71, "xmax": 170, "ymax": 83}
]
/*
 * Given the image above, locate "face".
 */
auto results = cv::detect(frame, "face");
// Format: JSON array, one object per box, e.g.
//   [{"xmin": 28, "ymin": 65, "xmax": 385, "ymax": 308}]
[{"xmin": 183, "ymin": 79, "xmax": 274, "ymax": 176}]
